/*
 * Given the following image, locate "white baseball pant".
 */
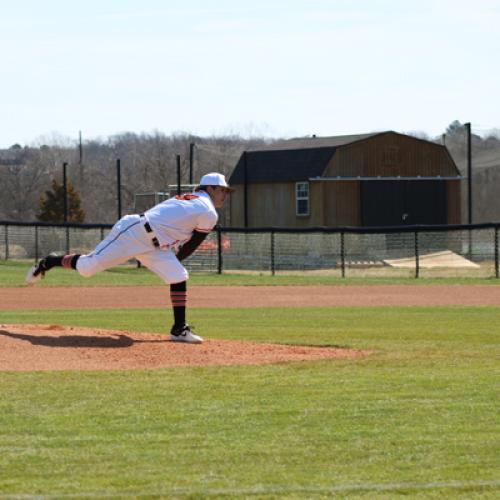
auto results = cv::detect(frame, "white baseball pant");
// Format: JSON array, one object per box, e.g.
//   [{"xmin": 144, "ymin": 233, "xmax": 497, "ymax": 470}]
[{"xmin": 75, "ymin": 214, "xmax": 188, "ymax": 284}]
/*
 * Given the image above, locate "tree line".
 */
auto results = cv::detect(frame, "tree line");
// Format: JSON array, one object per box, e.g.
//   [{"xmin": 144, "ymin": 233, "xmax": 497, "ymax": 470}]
[
  {"xmin": 1, "ymin": 123, "xmax": 499, "ymax": 224},
  {"xmin": 0, "ymin": 132, "xmax": 269, "ymax": 224}
]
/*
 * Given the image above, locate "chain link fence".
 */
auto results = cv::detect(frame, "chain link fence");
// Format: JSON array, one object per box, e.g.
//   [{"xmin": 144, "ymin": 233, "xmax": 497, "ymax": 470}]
[{"xmin": 1, "ymin": 221, "xmax": 499, "ymax": 279}]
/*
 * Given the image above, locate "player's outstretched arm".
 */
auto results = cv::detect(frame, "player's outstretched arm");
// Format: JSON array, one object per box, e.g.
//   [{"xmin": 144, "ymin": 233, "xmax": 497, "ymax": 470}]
[{"xmin": 176, "ymin": 231, "xmax": 208, "ymax": 261}]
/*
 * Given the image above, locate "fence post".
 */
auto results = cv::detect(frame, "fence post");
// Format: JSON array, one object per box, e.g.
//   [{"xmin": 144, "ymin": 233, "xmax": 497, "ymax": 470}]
[
  {"xmin": 176, "ymin": 155, "xmax": 181, "ymax": 196},
  {"xmin": 414, "ymin": 231, "xmax": 420, "ymax": 278},
  {"xmin": 468, "ymin": 229, "xmax": 473, "ymax": 261},
  {"xmin": 35, "ymin": 225, "xmax": 39, "ymax": 261},
  {"xmin": 340, "ymin": 232, "xmax": 345, "ymax": 278},
  {"xmin": 66, "ymin": 226, "xmax": 70, "ymax": 255},
  {"xmin": 495, "ymin": 227, "xmax": 499, "ymax": 279},
  {"xmin": 4, "ymin": 224, "xmax": 8, "ymax": 260},
  {"xmin": 270, "ymin": 230, "xmax": 275, "ymax": 276},
  {"xmin": 217, "ymin": 227, "xmax": 223, "ymax": 274}
]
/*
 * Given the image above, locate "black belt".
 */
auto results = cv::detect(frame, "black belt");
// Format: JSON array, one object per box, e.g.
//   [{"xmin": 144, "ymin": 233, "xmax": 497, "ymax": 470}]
[{"xmin": 140, "ymin": 215, "xmax": 160, "ymax": 247}]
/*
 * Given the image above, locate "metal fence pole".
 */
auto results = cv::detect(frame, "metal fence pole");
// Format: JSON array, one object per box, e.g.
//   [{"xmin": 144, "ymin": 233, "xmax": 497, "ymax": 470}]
[
  {"xmin": 271, "ymin": 230, "xmax": 275, "ymax": 276},
  {"xmin": 4, "ymin": 224, "xmax": 8, "ymax": 260},
  {"xmin": 414, "ymin": 231, "xmax": 420, "ymax": 278},
  {"xmin": 217, "ymin": 227, "xmax": 223, "ymax": 274},
  {"xmin": 176, "ymin": 155, "xmax": 181, "ymax": 196},
  {"xmin": 495, "ymin": 227, "xmax": 499, "ymax": 279},
  {"xmin": 35, "ymin": 225, "xmax": 39, "ymax": 261},
  {"xmin": 66, "ymin": 226, "xmax": 70, "ymax": 255},
  {"xmin": 116, "ymin": 159, "xmax": 122, "ymax": 220},
  {"xmin": 340, "ymin": 232, "xmax": 345, "ymax": 278},
  {"xmin": 468, "ymin": 229, "xmax": 473, "ymax": 261},
  {"xmin": 63, "ymin": 162, "xmax": 68, "ymax": 223}
]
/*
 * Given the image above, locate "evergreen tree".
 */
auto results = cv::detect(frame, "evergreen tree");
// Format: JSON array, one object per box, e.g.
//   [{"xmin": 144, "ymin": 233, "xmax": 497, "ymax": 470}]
[
  {"xmin": 446, "ymin": 120, "xmax": 463, "ymax": 135},
  {"xmin": 37, "ymin": 179, "xmax": 85, "ymax": 223}
]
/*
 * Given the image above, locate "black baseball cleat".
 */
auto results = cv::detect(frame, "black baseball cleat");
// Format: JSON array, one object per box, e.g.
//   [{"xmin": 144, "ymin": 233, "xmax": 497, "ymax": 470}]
[
  {"xmin": 170, "ymin": 324, "xmax": 203, "ymax": 344},
  {"xmin": 25, "ymin": 253, "xmax": 60, "ymax": 285}
]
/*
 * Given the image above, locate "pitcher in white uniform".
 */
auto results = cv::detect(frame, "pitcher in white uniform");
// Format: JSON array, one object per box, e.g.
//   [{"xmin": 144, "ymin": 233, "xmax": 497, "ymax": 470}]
[{"xmin": 26, "ymin": 173, "xmax": 234, "ymax": 344}]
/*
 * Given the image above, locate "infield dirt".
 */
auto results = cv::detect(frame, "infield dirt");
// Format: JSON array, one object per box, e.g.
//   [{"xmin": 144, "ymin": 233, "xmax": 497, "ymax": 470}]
[{"xmin": 1, "ymin": 284, "xmax": 498, "ymax": 371}]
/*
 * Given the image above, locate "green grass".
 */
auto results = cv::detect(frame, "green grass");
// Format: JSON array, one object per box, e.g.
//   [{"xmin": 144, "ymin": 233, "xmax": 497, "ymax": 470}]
[
  {"xmin": 2, "ymin": 259, "xmax": 500, "ymax": 286},
  {"xmin": 0, "ymin": 306, "xmax": 499, "ymax": 497}
]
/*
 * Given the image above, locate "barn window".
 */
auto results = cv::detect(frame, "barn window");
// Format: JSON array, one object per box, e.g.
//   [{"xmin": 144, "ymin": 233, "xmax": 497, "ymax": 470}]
[{"xmin": 296, "ymin": 182, "xmax": 309, "ymax": 216}]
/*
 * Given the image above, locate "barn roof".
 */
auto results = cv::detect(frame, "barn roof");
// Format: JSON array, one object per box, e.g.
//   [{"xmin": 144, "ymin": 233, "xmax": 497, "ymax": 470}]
[
  {"xmin": 248, "ymin": 132, "xmax": 381, "ymax": 151},
  {"xmin": 229, "ymin": 132, "xmax": 383, "ymax": 184},
  {"xmin": 230, "ymin": 146, "xmax": 338, "ymax": 184},
  {"xmin": 229, "ymin": 131, "xmax": 460, "ymax": 184}
]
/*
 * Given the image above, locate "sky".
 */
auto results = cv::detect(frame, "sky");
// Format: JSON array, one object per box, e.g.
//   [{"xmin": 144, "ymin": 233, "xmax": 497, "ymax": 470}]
[{"xmin": 1, "ymin": 0, "xmax": 499, "ymax": 148}]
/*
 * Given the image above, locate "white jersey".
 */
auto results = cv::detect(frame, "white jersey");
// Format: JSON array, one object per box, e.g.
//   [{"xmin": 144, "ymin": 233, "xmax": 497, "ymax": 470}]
[{"xmin": 144, "ymin": 191, "xmax": 218, "ymax": 248}]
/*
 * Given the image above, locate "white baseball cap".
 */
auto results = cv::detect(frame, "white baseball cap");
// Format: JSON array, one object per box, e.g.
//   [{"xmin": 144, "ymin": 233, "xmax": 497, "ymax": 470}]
[{"xmin": 199, "ymin": 172, "xmax": 235, "ymax": 192}]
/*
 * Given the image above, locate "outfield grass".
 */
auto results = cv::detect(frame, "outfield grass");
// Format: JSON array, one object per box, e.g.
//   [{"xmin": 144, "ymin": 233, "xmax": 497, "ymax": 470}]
[
  {"xmin": 2, "ymin": 259, "xmax": 500, "ymax": 286},
  {"xmin": 0, "ymin": 306, "xmax": 499, "ymax": 497}
]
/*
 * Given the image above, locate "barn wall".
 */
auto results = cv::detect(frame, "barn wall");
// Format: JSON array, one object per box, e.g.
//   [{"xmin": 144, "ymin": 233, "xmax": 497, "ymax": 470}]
[
  {"xmin": 324, "ymin": 133, "xmax": 459, "ymax": 178},
  {"xmin": 229, "ymin": 184, "xmax": 245, "ymax": 226},
  {"xmin": 322, "ymin": 181, "xmax": 360, "ymax": 226},
  {"xmin": 230, "ymin": 182, "xmax": 325, "ymax": 227}
]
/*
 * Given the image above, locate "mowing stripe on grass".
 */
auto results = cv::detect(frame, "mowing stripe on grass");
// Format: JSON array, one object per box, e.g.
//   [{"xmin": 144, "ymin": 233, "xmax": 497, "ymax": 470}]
[{"xmin": 2, "ymin": 480, "xmax": 499, "ymax": 498}]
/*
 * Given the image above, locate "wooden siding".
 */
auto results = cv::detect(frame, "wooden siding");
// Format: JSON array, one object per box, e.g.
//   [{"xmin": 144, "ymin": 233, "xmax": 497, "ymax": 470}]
[
  {"xmin": 230, "ymin": 182, "xmax": 328, "ymax": 227},
  {"xmin": 324, "ymin": 133, "xmax": 459, "ymax": 178},
  {"xmin": 230, "ymin": 181, "xmax": 362, "ymax": 227},
  {"xmin": 322, "ymin": 181, "xmax": 360, "ymax": 226}
]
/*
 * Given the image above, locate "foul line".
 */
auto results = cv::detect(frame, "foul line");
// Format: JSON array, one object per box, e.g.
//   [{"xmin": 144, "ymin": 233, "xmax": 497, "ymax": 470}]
[{"xmin": 1, "ymin": 479, "xmax": 499, "ymax": 498}]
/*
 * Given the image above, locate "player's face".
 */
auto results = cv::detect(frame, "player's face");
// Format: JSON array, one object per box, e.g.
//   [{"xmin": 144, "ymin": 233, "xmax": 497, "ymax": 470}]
[{"xmin": 209, "ymin": 186, "xmax": 229, "ymax": 208}]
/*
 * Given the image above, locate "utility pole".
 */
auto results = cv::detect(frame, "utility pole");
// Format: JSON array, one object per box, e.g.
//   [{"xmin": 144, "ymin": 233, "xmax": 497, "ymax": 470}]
[
  {"xmin": 243, "ymin": 151, "xmax": 248, "ymax": 227},
  {"xmin": 176, "ymin": 154, "xmax": 181, "ymax": 195},
  {"xmin": 63, "ymin": 162, "xmax": 68, "ymax": 223},
  {"xmin": 78, "ymin": 131, "xmax": 83, "ymax": 165},
  {"xmin": 116, "ymin": 159, "xmax": 122, "ymax": 219},
  {"xmin": 465, "ymin": 122, "xmax": 472, "ymax": 224},
  {"xmin": 189, "ymin": 142, "xmax": 194, "ymax": 185}
]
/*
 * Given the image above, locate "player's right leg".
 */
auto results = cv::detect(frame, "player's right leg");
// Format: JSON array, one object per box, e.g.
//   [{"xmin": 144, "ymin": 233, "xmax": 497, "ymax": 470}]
[
  {"xmin": 136, "ymin": 249, "xmax": 202, "ymax": 344},
  {"xmin": 26, "ymin": 215, "xmax": 154, "ymax": 284}
]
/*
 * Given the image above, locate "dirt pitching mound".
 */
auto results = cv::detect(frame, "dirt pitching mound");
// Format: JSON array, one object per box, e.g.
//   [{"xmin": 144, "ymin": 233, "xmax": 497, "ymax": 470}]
[{"xmin": 0, "ymin": 324, "xmax": 369, "ymax": 372}]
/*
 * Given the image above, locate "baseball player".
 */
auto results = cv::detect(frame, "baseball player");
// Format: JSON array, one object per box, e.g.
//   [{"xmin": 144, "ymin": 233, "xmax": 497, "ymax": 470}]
[{"xmin": 26, "ymin": 172, "xmax": 234, "ymax": 344}]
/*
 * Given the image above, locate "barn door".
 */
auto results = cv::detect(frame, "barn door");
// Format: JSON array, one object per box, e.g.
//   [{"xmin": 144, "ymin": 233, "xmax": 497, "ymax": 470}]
[
  {"xmin": 361, "ymin": 180, "xmax": 447, "ymax": 227},
  {"xmin": 405, "ymin": 181, "xmax": 447, "ymax": 225}
]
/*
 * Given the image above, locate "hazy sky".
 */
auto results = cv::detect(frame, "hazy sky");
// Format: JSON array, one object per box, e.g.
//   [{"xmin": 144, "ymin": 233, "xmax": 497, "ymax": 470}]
[{"xmin": 1, "ymin": 0, "xmax": 499, "ymax": 147}]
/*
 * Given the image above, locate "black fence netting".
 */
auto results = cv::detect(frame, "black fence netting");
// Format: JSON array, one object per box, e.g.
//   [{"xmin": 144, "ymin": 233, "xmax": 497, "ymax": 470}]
[{"xmin": 1, "ymin": 221, "xmax": 499, "ymax": 279}]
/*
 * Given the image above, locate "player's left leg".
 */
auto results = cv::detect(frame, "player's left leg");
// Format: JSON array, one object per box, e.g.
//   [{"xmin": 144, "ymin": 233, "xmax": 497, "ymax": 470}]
[{"xmin": 26, "ymin": 215, "xmax": 153, "ymax": 284}]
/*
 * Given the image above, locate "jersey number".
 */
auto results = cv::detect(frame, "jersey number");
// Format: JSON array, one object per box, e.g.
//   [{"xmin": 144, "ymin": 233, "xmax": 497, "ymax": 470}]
[{"xmin": 175, "ymin": 194, "xmax": 199, "ymax": 201}]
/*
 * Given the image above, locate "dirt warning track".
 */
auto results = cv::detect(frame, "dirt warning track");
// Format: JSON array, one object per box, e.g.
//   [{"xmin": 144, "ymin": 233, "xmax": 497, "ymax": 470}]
[{"xmin": 1, "ymin": 284, "xmax": 500, "ymax": 310}]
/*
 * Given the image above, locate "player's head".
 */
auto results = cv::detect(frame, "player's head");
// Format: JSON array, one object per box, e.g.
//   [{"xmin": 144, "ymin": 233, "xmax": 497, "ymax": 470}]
[{"xmin": 196, "ymin": 173, "xmax": 234, "ymax": 208}]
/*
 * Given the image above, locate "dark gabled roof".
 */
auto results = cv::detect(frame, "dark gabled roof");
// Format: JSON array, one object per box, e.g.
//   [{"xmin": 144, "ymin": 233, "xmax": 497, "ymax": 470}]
[
  {"xmin": 248, "ymin": 132, "xmax": 381, "ymax": 152},
  {"xmin": 230, "ymin": 132, "xmax": 385, "ymax": 184},
  {"xmin": 230, "ymin": 146, "xmax": 337, "ymax": 184}
]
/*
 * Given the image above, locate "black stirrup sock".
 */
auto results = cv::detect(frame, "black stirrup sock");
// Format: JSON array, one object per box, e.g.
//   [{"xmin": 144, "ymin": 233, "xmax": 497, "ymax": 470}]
[{"xmin": 170, "ymin": 281, "xmax": 187, "ymax": 327}]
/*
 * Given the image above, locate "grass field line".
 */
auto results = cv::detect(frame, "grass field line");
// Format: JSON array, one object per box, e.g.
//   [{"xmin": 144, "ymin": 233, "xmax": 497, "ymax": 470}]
[{"xmin": 2, "ymin": 479, "xmax": 499, "ymax": 498}]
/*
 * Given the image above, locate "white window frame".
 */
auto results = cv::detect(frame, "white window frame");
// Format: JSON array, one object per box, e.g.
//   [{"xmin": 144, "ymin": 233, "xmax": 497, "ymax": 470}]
[{"xmin": 295, "ymin": 181, "xmax": 310, "ymax": 216}]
